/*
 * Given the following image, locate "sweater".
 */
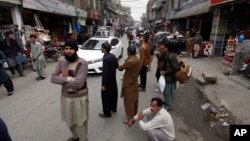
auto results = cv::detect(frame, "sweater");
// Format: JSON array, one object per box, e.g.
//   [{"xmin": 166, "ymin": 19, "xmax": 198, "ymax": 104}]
[{"xmin": 51, "ymin": 57, "xmax": 88, "ymax": 98}]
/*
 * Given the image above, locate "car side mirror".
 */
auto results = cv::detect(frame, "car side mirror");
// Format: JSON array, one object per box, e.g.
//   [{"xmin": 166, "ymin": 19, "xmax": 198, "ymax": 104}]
[{"xmin": 111, "ymin": 46, "xmax": 116, "ymax": 50}]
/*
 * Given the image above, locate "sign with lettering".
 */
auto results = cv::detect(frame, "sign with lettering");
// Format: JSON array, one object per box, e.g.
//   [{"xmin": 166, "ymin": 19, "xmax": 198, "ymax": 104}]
[{"xmin": 230, "ymin": 125, "xmax": 250, "ymax": 141}]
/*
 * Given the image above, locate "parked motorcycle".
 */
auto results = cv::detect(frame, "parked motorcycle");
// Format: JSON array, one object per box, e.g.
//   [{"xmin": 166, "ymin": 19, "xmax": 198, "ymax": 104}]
[
  {"xmin": 51, "ymin": 40, "xmax": 64, "ymax": 56},
  {"xmin": 43, "ymin": 46, "xmax": 60, "ymax": 61},
  {"xmin": 240, "ymin": 58, "xmax": 250, "ymax": 78}
]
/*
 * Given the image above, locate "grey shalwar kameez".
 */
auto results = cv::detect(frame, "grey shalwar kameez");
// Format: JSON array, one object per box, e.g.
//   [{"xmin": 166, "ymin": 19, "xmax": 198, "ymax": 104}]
[{"xmin": 30, "ymin": 41, "xmax": 46, "ymax": 78}]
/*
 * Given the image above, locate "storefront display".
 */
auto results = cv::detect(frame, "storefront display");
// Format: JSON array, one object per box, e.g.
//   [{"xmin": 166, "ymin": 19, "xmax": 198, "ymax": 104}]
[{"xmin": 222, "ymin": 38, "xmax": 236, "ymax": 74}]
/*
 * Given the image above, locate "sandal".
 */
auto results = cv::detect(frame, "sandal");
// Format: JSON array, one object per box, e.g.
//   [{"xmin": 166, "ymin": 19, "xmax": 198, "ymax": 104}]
[{"xmin": 122, "ymin": 120, "xmax": 128, "ymax": 124}]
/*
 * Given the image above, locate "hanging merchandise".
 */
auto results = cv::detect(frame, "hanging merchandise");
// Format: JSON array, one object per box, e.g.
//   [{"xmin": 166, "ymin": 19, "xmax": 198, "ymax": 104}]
[
  {"xmin": 239, "ymin": 33, "xmax": 245, "ymax": 43},
  {"xmin": 68, "ymin": 23, "xmax": 72, "ymax": 34},
  {"xmin": 75, "ymin": 23, "xmax": 81, "ymax": 33}
]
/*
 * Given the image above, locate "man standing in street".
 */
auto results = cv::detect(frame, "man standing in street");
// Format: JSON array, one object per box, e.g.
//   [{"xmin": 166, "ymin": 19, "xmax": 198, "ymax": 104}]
[
  {"xmin": 99, "ymin": 42, "xmax": 118, "ymax": 118},
  {"xmin": 193, "ymin": 31, "xmax": 203, "ymax": 58},
  {"xmin": 0, "ymin": 50, "xmax": 14, "ymax": 96},
  {"xmin": 118, "ymin": 46, "xmax": 140, "ymax": 124},
  {"xmin": 51, "ymin": 39, "xmax": 89, "ymax": 141},
  {"xmin": 13, "ymin": 24, "xmax": 24, "ymax": 49},
  {"xmin": 139, "ymin": 32, "xmax": 151, "ymax": 91},
  {"xmin": 128, "ymin": 97, "xmax": 175, "ymax": 141},
  {"xmin": 0, "ymin": 31, "xmax": 25, "ymax": 76},
  {"xmin": 30, "ymin": 34, "xmax": 46, "ymax": 80},
  {"xmin": 0, "ymin": 118, "xmax": 12, "ymax": 141}
]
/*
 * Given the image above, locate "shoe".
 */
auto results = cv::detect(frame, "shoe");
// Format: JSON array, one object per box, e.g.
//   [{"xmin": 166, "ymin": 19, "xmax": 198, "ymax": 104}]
[
  {"xmin": 99, "ymin": 113, "xmax": 111, "ymax": 118},
  {"xmin": 19, "ymin": 74, "xmax": 26, "ymax": 77},
  {"xmin": 138, "ymin": 87, "xmax": 146, "ymax": 91},
  {"xmin": 122, "ymin": 120, "xmax": 128, "ymax": 124},
  {"xmin": 7, "ymin": 91, "xmax": 14, "ymax": 96},
  {"xmin": 10, "ymin": 69, "xmax": 15, "ymax": 75},
  {"xmin": 154, "ymin": 88, "xmax": 160, "ymax": 92},
  {"xmin": 36, "ymin": 76, "xmax": 45, "ymax": 80},
  {"xmin": 67, "ymin": 137, "xmax": 79, "ymax": 141}
]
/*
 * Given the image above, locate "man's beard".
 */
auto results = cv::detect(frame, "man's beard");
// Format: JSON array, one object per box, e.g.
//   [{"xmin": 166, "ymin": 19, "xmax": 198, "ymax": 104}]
[{"xmin": 65, "ymin": 53, "xmax": 78, "ymax": 62}]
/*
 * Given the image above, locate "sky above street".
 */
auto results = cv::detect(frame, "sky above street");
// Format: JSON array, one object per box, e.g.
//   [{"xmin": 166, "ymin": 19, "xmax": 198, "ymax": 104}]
[{"xmin": 120, "ymin": 0, "xmax": 148, "ymax": 21}]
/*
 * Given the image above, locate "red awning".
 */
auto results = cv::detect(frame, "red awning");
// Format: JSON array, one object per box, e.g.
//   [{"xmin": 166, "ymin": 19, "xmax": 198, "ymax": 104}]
[
  {"xmin": 211, "ymin": 0, "xmax": 235, "ymax": 6},
  {"xmin": 88, "ymin": 10, "xmax": 99, "ymax": 20}
]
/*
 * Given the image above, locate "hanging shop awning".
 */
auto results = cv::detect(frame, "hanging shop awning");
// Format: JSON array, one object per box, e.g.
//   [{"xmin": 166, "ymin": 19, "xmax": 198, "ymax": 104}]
[
  {"xmin": 22, "ymin": 0, "xmax": 76, "ymax": 16},
  {"xmin": 174, "ymin": 1, "xmax": 211, "ymax": 19},
  {"xmin": 211, "ymin": 0, "xmax": 235, "ymax": 6}
]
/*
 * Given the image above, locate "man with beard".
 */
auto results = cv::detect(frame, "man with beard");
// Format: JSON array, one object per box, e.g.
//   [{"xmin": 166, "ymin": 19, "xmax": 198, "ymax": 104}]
[
  {"xmin": 51, "ymin": 39, "xmax": 89, "ymax": 141},
  {"xmin": 99, "ymin": 42, "xmax": 118, "ymax": 118},
  {"xmin": 0, "ymin": 31, "xmax": 25, "ymax": 76}
]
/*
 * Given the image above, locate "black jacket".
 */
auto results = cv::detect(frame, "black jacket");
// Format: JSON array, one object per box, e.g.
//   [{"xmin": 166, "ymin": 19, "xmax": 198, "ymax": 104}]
[{"xmin": 0, "ymin": 38, "xmax": 24, "ymax": 58}]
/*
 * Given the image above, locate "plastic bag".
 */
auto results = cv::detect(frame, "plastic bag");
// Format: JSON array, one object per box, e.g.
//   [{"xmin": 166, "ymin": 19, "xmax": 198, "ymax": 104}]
[
  {"xmin": 3, "ymin": 61, "xmax": 8, "ymax": 68},
  {"xmin": 157, "ymin": 75, "xmax": 166, "ymax": 93}
]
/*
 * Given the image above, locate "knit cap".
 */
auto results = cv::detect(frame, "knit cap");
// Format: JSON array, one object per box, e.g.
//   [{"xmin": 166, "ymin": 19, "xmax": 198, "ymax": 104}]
[{"xmin": 64, "ymin": 39, "xmax": 78, "ymax": 51}]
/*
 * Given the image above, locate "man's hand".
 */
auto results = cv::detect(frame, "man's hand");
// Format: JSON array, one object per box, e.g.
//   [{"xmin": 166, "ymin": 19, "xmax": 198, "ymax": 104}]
[
  {"xmin": 61, "ymin": 69, "xmax": 68, "ymax": 77},
  {"xmin": 101, "ymin": 86, "xmax": 106, "ymax": 91},
  {"xmin": 138, "ymin": 112, "xmax": 144, "ymax": 121},
  {"xmin": 32, "ymin": 58, "xmax": 36, "ymax": 61},
  {"xmin": 160, "ymin": 71, "xmax": 166, "ymax": 75}
]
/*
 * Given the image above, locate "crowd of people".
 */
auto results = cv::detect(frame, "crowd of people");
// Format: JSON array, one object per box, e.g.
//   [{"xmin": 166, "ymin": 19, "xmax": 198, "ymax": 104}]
[
  {"xmin": 0, "ymin": 26, "xmax": 204, "ymax": 141},
  {"xmin": 0, "ymin": 25, "xmax": 49, "ymax": 97},
  {"xmin": 50, "ymin": 28, "xmax": 180, "ymax": 141}
]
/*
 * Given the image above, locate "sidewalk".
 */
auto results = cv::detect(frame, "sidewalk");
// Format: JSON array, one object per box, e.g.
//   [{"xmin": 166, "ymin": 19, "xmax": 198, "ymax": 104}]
[{"xmin": 181, "ymin": 56, "xmax": 250, "ymax": 124}]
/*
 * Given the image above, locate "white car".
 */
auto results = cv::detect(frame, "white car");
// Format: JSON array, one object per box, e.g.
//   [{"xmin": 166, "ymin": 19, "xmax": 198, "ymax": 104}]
[{"xmin": 77, "ymin": 36, "xmax": 123, "ymax": 73}]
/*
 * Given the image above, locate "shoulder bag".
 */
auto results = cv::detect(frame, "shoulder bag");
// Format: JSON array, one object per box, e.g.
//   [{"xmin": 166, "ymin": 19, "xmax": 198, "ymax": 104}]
[{"xmin": 174, "ymin": 56, "xmax": 192, "ymax": 84}]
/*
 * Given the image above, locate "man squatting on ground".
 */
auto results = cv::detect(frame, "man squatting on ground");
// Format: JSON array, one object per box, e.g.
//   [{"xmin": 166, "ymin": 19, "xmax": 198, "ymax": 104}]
[
  {"xmin": 128, "ymin": 97, "xmax": 175, "ymax": 141},
  {"xmin": 51, "ymin": 39, "xmax": 89, "ymax": 141}
]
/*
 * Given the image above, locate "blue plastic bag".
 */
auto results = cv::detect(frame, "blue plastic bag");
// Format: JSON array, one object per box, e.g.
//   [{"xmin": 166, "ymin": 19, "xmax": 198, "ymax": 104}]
[{"xmin": 239, "ymin": 34, "xmax": 245, "ymax": 43}]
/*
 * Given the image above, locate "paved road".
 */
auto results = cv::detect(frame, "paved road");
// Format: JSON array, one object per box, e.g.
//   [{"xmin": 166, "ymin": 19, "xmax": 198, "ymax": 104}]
[{"xmin": 0, "ymin": 35, "xmax": 229, "ymax": 141}]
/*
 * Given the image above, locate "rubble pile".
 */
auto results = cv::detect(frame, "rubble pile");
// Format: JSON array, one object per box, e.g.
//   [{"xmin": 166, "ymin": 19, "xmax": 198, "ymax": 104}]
[{"xmin": 195, "ymin": 72, "xmax": 217, "ymax": 85}]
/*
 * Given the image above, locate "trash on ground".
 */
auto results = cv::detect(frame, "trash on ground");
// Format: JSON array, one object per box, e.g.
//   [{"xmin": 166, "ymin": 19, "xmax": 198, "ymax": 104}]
[
  {"xmin": 210, "ymin": 121, "xmax": 216, "ymax": 127},
  {"xmin": 209, "ymin": 106, "xmax": 218, "ymax": 114},
  {"xmin": 201, "ymin": 103, "xmax": 210, "ymax": 110},
  {"xmin": 221, "ymin": 121, "xmax": 229, "ymax": 127}
]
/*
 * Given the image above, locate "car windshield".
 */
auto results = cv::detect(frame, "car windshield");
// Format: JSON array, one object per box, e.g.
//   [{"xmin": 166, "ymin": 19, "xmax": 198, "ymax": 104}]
[{"xmin": 80, "ymin": 39, "xmax": 108, "ymax": 50}]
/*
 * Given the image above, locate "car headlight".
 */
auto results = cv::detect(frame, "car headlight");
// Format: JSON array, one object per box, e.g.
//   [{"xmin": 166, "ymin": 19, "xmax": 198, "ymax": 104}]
[
  {"xmin": 93, "ymin": 58, "xmax": 103, "ymax": 63},
  {"xmin": 88, "ymin": 58, "xmax": 103, "ymax": 64}
]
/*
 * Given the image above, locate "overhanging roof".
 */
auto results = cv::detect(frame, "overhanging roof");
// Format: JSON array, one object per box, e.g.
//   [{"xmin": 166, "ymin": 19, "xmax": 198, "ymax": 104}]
[{"xmin": 174, "ymin": 1, "xmax": 211, "ymax": 19}]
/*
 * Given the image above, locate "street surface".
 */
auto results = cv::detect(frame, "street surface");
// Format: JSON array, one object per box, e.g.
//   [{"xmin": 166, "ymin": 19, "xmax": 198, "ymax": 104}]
[{"xmin": 0, "ymin": 35, "xmax": 230, "ymax": 141}]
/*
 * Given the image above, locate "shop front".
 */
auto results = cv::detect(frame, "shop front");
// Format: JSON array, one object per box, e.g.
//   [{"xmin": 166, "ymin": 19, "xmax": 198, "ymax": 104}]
[
  {"xmin": 75, "ymin": 8, "xmax": 87, "ymax": 34},
  {"xmin": 87, "ymin": 9, "xmax": 101, "ymax": 36},
  {"xmin": 22, "ymin": 0, "xmax": 76, "ymax": 42},
  {"xmin": 210, "ymin": 0, "xmax": 250, "ymax": 75},
  {"xmin": 0, "ymin": 0, "xmax": 22, "ymax": 39}
]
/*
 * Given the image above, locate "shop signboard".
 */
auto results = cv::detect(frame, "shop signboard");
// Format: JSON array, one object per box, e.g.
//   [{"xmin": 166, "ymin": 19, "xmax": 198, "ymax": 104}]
[
  {"xmin": 76, "ymin": 8, "xmax": 87, "ymax": 18},
  {"xmin": 23, "ymin": 0, "xmax": 75, "ymax": 16},
  {"xmin": 211, "ymin": 0, "xmax": 235, "ymax": 6},
  {"xmin": 0, "ymin": 0, "xmax": 21, "ymax": 4},
  {"xmin": 182, "ymin": 0, "xmax": 209, "ymax": 9}
]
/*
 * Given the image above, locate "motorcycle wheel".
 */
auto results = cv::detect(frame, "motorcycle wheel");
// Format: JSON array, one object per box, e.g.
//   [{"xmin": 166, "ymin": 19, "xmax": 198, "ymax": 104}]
[
  {"xmin": 52, "ymin": 52, "xmax": 61, "ymax": 61},
  {"xmin": 245, "ymin": 65, "xmax": 250, "ymax": 78}
]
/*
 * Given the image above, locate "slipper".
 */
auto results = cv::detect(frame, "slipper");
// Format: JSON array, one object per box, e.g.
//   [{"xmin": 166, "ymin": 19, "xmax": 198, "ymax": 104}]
[{"xmin": 122, "ymin": 120, "xmax": 128, "ymax": 124}]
